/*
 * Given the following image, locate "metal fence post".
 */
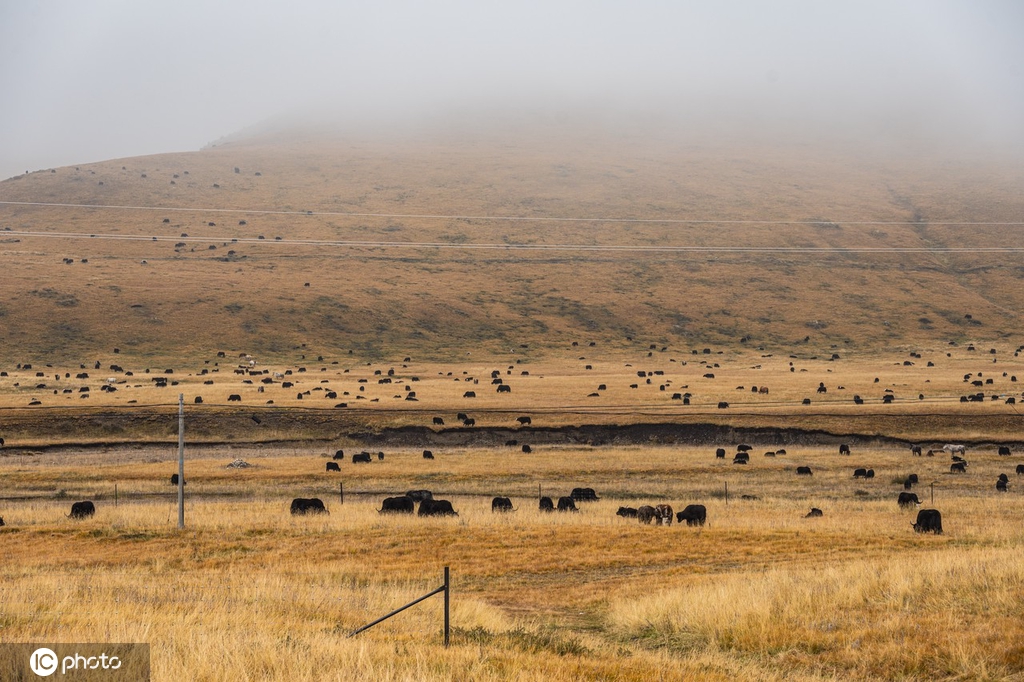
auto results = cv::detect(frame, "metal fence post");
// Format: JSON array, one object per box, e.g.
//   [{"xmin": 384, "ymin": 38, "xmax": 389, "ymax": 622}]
[{"xmin": 444, "ymin": 565, "xmax": 450, "ymax": 647}]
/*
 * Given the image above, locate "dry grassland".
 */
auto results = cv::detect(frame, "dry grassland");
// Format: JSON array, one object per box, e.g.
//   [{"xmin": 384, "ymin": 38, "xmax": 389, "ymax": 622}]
[
  {"xmin": 2, "ymin": 124, "xmax": 1024, "ymax": 679},
  {"xmin": 2, "ymin": 127, "xmax": 1024, "ymax": 362},
  {"xmin": 3, "ymin": 439, "xmax": 1024, "ymax": 680},
  {"xmin": 0, "ymin": 345, "xmax": 1022, "ymax": 453}
]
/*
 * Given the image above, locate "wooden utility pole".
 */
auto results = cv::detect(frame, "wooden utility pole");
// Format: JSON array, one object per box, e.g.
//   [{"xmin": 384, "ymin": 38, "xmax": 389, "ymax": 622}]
[{"xmin": 178, "ymin": 394, "xmax": 185, "ymax": 529}]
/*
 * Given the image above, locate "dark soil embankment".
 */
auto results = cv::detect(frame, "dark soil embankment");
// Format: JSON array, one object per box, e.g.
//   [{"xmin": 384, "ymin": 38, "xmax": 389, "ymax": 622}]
[
  {"xmin": 350, "ymin": 423, "xmax": 914, "ymax": 449},
  {"xmin": 0, "ymin": 407, "xmax": 1018, "ymax": 452},
  {"xmin": 5, "ymin": 422, "xmax": 1015, "ymax": 456}
]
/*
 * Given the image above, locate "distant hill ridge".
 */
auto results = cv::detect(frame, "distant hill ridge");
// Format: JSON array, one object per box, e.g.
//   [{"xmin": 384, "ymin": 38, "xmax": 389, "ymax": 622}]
[{"xmin": 1, "ymin": 121, "xmax": 1022, "ymax": 363}]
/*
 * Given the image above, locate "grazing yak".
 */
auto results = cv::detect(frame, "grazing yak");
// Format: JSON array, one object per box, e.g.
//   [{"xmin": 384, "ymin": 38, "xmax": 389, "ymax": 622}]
[
  {"xmin": 733, "ymin": 453, "xmax": 749, "ymax": 464},
  {"xmin": 290, "ymin": 498, "xmax": 328, "ymax": 515},
  {"xmin": 521, "ymin": 444, "xmax": 532, "ymax": 453},
  {"xmin": 432, "ymin": 417, "xmax": 445, "ymax": 425},
  {"xmin": 839, "ymin": 444, "xmax": 851, "ymax": 455},
  {"xmin": 0, "ymin": 516, "xmax": 4, "ymax": 526},
  {"xmin": 912, "ymin": 509, "xmax": 943, "ymax": 534},
  {"xmin": 405, "ymin": 490, "xmax": 433, "ymax": 502},
  {"xmin": 570, "ymin": 487, "xmax": 599, "ymax": 501},
  {"xmin": 333, "ymin": 450, "xmax": 344, "ymax": 460},
  {"xmin": 419, "ymin": 499, "xmax": 458, "ymax": 517},
  {"xmin": 653, "ymin": 504, "xmax": 674, "ymax": 525},
  {"xmin": 676, "ymin": 504, "xmax": 707, "ymax": 526},
  {"xmin": 998, "ymin": 445, "xmax": 1012, "ymax": 456},
  {"xmin": 170, "ymin": 473, "xmax": 185, "ymax": 485},
  {"xmin": 379, "ymin": 496, "xmax": 415, "ymax": 514},
  {"xmin": 68, "ymin": 501, "xmax": 96, "ymax": 519},
  {"xmin": 796, "ymin": 466, "xmax": 813, "ymax": 476},
  {"xmin": 352, "ymin": 452, "xmax": 372, "ymax": 463},
  {"xmin": 616, "ymin": 506, "xmax": 638, "ymax": 519},
  {"xmin": 1016, "ymin": 464, "xmax": 1024, "ymax": 476},
  {"xmin": 637, "ymin": 505, "xmax": 657, "ymax": 524},
  {"xmin": 805, "ymin": 508, "xmax": 824, "ymax": 518},
  {"xmin": 326, "ymin": 462, "xmax": 340, "ymax": 472},
  {"xmin": 422, "ymin": 450, "xmax": 435, "ymax": 459},
  {"xmin": 996, "ymin": 479, "xmax": 1008, "ymax": 492},
  {"xmin": 516, "ymin": 416, "xmax": 532, "ymax": 425},
  {"xmin": 539, "ymin": 496, "xmax": 554, "ymax": 512},
  {"xmin": 715, "ymin": 448, "xmax": 726, "ymax": 459},
  {"xmin": 911, "ymin": 444, "xmax": 923, "ymax": 456},
  {"xmin": 556, "ymin": 496, "xmax": 579, "ymax": 512},
  {"xmin": 853, "ymin": 468, "xmax": 868, "ymax": 478},
  {"xmin": 950, "ymin": 462, "xmax": 967, "ymax": 474},
  {"xmin": 898, "ymin": 492, "xmax": 921, "ymax": 508},
  {"xmin": 491, "ymin": 496, "xmax": 515, "ymax": 512}
]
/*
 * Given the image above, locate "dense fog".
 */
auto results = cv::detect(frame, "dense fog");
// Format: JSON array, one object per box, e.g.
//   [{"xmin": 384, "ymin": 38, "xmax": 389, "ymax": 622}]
[{"xmin": 1, "ymin": 1, "xmax": 1022, "ymax": 179}]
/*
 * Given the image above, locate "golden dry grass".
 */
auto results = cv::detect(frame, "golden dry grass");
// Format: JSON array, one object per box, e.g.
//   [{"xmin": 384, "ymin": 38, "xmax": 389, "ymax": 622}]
[
  {"xmin": 3, "ymin": 441, "xmax": 1024, "ymax": 680},
  {"xmin": 0, "ymin": 345, "xmax": 1021, "ymax": 446},
  {"xmin": 2, "ymin": 123, "xmax": 1024, "ymax": 679}
]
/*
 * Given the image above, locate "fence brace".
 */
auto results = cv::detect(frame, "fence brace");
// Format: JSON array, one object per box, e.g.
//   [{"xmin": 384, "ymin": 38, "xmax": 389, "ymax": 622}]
[{"xmin": 348, "ymin": 566, "xmax": 450, "ymax": 646}]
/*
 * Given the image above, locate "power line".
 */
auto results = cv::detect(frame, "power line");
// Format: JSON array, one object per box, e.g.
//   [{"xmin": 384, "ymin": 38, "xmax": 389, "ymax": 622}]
[
  {"xmin": 2, "ymin": 200, "xmax": 1023, "ymax": 226},
  {"xmin": 4, "ymin": 229, "xmax": 1024, "ymax": 254}
]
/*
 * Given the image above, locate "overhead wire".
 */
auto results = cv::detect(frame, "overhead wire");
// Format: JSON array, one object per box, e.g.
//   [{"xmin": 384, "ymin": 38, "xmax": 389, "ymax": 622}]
[
  {"xmin": 2, "ymin": 229, "xmax": 1024, "ymax": 254},
  {"xmin": 2, "ymin": 200, "xmax": 1023, "ymax": 226},
  {"xmin": 3, "ymin": 200, "xmax": 1023, "ymax": 254}
]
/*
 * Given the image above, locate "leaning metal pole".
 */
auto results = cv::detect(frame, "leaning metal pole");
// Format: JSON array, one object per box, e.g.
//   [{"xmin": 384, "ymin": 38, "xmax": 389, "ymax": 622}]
[{"xmin": 348, "ymin": 567, "xmax": 451, "ymax": 646}]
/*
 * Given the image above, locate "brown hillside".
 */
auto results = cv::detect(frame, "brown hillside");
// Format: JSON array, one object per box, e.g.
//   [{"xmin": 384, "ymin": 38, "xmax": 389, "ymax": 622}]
[{"xmin": 1, "ymin": 121, "xmax": 1022, "ymax": 365}]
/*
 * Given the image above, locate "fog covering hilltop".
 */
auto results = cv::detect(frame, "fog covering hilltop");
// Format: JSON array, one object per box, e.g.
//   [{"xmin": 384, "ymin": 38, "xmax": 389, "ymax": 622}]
[
  {"xmin": 1, "ymin": 111, "xmax": 1023, "ymax": 363},
  {"xmin": 1, "ymin": 1, "xmax": 1022, "ymax": 180}
]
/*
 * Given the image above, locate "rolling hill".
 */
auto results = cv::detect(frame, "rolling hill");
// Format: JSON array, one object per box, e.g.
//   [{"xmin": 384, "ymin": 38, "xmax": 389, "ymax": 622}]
[{"xmin": 1, "ymin": 118, "xmax": 1023, "ymax": 366}]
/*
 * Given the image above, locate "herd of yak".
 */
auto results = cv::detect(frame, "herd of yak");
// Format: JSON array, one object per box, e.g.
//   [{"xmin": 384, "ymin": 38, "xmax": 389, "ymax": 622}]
[
  {"xmin": 277, "ymin": 438, "xmax": 1020, "ymax": 536},
  {"xmin": 8, "ymin": 438, "xmax": 1018, "ymax": 537}
]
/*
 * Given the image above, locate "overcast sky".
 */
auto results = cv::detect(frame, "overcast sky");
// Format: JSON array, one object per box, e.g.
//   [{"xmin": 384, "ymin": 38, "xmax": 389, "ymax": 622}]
[{"xmin": 1, "ymin": 1, "xmax": 1022, "ymax": 179}]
